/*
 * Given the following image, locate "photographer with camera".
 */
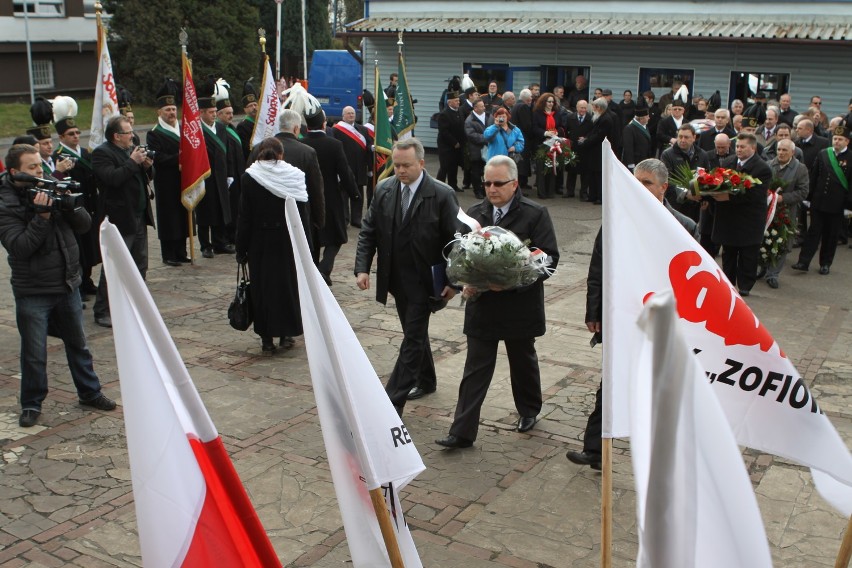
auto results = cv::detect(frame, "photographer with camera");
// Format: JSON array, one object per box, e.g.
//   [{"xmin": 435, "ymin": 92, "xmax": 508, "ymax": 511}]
[
  {"xmin": 0, "ymin": 144, "xmax": 116, "ymax": 427},
  {"xmin": 91, "ymin": 115, "xmax": 155, "ymax": 328}
]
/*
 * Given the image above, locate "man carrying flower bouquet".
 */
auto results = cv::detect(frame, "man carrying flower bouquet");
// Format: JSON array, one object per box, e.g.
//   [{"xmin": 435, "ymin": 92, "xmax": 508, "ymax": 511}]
[
  {"xmin": 792, "ymin": 124, "xmax": 852, "ymax": 275},
  {"xmin": 763, "ymin": 139, "xmax": 810, "ymax": 288},
  {"xmin": 708, "ymin": 132, "xmax": 773, "ymax": 296},
  {"xmin": 435, "ymin": 155, "xmax": 559, "ymax": 449}
]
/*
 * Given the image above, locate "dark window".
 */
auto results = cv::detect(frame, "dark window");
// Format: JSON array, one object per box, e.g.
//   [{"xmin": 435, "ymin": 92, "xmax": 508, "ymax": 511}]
[{"xmin": 729, "ymin": 71, "xmax": 790, "ymax": 106}]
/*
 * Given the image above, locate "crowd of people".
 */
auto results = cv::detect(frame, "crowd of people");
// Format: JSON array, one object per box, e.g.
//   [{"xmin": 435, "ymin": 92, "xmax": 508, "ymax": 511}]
[{"xmin": 1, "ymin": 71, "xmax": 850, "ymax": 459}]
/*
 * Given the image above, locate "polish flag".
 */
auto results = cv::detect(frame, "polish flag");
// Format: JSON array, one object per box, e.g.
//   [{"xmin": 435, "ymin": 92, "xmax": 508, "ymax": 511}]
[{"xmin": 99, "ymin": 220, "xmax": 281, "ymax": 567}]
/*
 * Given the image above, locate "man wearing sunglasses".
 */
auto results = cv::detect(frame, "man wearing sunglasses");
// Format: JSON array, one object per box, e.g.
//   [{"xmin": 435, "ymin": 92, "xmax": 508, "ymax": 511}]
[{"xmin": 436, "ymin": 155, "xmax": 559, "ymax": 448}]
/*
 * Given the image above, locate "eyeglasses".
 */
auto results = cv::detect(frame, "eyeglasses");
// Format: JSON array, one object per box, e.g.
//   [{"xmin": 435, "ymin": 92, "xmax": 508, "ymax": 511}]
[
  {"xmin": 118, "ymin": 130, "xmax": 134, "ymax": 135},
  {"xmin": 483, "ymin": 179, "xmax": 516, "ymax": 188}
]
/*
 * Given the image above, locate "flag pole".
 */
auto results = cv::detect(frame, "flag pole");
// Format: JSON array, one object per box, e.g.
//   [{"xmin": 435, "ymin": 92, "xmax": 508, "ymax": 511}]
[
  {"xmin": 180, "ymin": 29, "xmax": 196, "ymax": 265},
  {"xmin": 601, "ymin": 437, "xmax": 612, "ymax": 568},
  {"xmin": 371, "ymin": 56, "xmax": 379, "ymax": 197},
  {"xmin": 369, "ymin": 488, "xmax": 405, "ymax": 568},
  {"xmin": 835, "ymin": 515, "xmax": 852, "ymax": 568}
]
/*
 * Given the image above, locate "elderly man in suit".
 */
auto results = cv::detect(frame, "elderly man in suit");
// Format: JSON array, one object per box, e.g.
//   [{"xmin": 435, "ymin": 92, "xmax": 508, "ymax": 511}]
[
  {"xmin": 91, "ymin": 115, "xmax": 154, "ymax": 328},
  {"xmin": 435, "ymin": 155, "xmax": 559, "ymax": 448},
  {"xmin": 355, "ymin": 138, "xmax": 460, "ymax": 411},
  {"xmin": 332, "ymin": 105, "xmax": 372, "ymax": 229}
]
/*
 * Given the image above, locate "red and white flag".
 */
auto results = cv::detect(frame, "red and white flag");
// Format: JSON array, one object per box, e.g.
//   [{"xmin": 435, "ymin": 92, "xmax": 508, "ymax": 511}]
[
  {"xmin": 601, "ymin": 140, "xmax": 852, "ymax": 515},
  {"xmin": 632, "ymin": 292, "xmax": 771, "ymax": 568},
  {"xmin": 88, "ymin": 22, "xmax": 119, "ymax": 150},
  {"xmin": 99, "ymin": 220, "xmax": 281, "ymax": 567},
  {"xmin": 250, "ymin": 54, "xmax": 280, "ymax": 149},
  {"xmin": 284, "ymin": 198, "xmax": 425, "ymax": 567},
  {"xmin": 180, "ymin": 51, "xmax": 209, "ymax": 211}
]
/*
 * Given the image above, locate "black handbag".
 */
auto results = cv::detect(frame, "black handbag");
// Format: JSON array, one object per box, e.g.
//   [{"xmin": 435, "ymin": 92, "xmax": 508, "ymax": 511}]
[{"xmin": 228, "ymin": 263, "xmax": 253, "ymax": 331}]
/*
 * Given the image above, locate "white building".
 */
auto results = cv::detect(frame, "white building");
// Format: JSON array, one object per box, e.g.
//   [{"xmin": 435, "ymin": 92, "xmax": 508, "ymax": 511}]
[{"xmin": 345, "ymin": 0, "xmax": 852, "ymax": 148}]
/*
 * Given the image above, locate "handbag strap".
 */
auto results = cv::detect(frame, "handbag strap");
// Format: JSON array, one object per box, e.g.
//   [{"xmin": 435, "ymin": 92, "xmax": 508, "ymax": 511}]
[{"xmin": 237, "ymin": 262, "xmax": 249, "ymax": 283}]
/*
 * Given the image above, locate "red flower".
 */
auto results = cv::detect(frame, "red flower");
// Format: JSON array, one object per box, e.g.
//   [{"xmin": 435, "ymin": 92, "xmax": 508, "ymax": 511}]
[
  {"xmin": 744, "ymin": 180, "xmax": 752, "ymax": 189},
  {"xmin": 730, "ymin": 174, "xmax": 742, "ymax": 185}
]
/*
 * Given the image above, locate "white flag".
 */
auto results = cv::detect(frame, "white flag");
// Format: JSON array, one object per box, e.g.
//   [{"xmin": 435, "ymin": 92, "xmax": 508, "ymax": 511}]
[
  {"xmin": 251, "ymin": 55, "xmax": 280, "ymax": 149},
  {"xmin": 601, "ymin": 140, "xmax": 852, "ymax": 515},
  {"xmin": 631, "ymin": 292, "xmax": 772, "ymax": 568},
  {"xmin": 99, "ymin": 220, "xmax": 281, "ymax": 567},
  {"xmin": 284, "ymin": 198, "xmax": 425, "ymax": 566},
  {"xmin": 89, "ymin": 25, "xmax": 120, "ymax": 150}
]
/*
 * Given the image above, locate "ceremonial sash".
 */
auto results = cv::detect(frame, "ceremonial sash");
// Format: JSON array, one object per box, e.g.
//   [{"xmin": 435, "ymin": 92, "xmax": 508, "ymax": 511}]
[
  {"xmin": 827, "ymin": 148, "xmax": 849, "ymax": 191},
  {"xmin": 151, "ymin": 123, "xmax": 180, "ymax": 143},
  {"xmin": 632, "ymin": 120, "xmax": 651, "ymax": 140},
  {"xmin": 225, "ymin": 125, "xmax": 242, "ymax": 146},
  {"xmin": 204, "ymin": 123, "xmax": 227, "ymax": 155},
  {"xmin": 57, "ymin": 145, "xmax": 92, "ymax": 170},
  {"xmin": 333, "ymin": 121, "xmax": 367, "ymax": 150}
]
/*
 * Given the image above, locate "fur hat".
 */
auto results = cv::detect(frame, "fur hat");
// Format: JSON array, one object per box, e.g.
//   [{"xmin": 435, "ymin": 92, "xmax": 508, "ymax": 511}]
[
  {"xmin": 197, "ymin": 75, "xmax": 217, "ymax": 110},
  {"xmin": 155, "ymin": 78, "xmax": 181, "ymax": 108},
  {"xmin": 242, "ymin": 77, "xmax": 258, "ymax": 107},
  {"xmin": 26, "ymin": 97, "xmax": 53, "ymax": 140}
]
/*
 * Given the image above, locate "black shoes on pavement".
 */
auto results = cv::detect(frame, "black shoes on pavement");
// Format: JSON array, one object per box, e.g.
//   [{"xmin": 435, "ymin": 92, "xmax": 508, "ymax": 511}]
[
  {"xmin": 517, "ymin": 416, "xmax": 537, "ymax": 433},
  {"xmin": 79, "ymin": 394, "xmax": 117, "ymax": 411},
  {"xmin": 819, "ymin": 265, "xmax": 830, "ymax": 275},
  {"xmin": 566, "ymin": 450, "xmax": 602, "ymax": 471},
  {"xmin": 406, "ymin": 386, "xmax": 435, "ymax": 400},
  {"xmin": 19, "ymin": 409, "xmax": 40, "ymax": 427},
  {"xmin": 766, "ymin": 277, "xmax": 779, "ymax": 289},
  {"xmin": 435, "ymin": 435, "xmax": 473, "ymax": 449},
  {"xmin": 791, "ymin": 262, "xmax": 808, "ymax": 272}
]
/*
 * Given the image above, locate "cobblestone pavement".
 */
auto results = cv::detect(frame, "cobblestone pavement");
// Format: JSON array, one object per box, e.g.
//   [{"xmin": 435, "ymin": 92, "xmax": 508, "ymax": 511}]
[{"xmin": 0, "ymin": 150, "xmax": 850, "ymax": 567}]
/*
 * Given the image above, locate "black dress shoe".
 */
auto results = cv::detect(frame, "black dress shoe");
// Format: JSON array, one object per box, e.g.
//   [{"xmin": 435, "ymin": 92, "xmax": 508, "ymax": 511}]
[
  {"xmin": 819, "ymin": 265, "xmax": 830, "ymax": 275},
  {"xmin": 566, "ymin": 450, "xmax": 602, "ymax": 470},
  {"xmin": 94, "ymin": 315, "xmax": 112, "ymax": 328},
  {"xmin": 516, "ymin": 416, "xmax": 537, "ymax": 432},
  {"xmin": 738, "ymin": 289, "xmax": 750, "ymax": 297},
  {"xmin": 202, "ymin": 248, "xmax": 214, "ymax": 259},
  {"xmin": 19, "ymin": 409, "xmax": 41, "ymax": 428},
  {"xmin": 790, "ymin": 262, "xmax": 808, "ymax": 272},
  {"xmin": 766, "ymin": 277, "xmax": 779, "ymax": 289},
  {"xmin": 407, "ymin": 386, "xmax": 435, "ymax": 400},
  {"xmin": 435, "ymin": 434, "xmax": 473, "ymax": 448},
  {"xmin": 163, "ymin": 259, "xmax": 181, "ymax": 267},
  {"xmin": 80, "ymin": 394, "xmax": 117, "ymax": 411}
]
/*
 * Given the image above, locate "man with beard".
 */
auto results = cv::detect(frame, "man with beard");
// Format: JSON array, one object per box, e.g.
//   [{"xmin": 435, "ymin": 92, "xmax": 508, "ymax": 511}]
[
  {"xmin": 302, "ymin": 109, "xmax": 359, "ymax": 286},
  {"xmin": 332, "ymin": 105, "xmax": 372, "ymax": 228},
  {"xmin": 236, "ymin": 78, "xmax": 259, "ymax": 160},
  {"xmin": 146, "ymin": 78, "xmax": 189, "ymax": 266}
]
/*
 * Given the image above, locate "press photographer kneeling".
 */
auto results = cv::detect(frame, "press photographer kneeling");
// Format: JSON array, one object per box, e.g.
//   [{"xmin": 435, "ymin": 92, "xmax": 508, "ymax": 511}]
[{"xmin": 0, "ymin": 144, "xmax": 116, "ymax": 428}]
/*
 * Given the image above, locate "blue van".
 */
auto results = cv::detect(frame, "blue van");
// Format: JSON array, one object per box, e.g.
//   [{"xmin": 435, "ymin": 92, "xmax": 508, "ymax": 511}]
[{"xmin": 307, "ymin": 50, "xmax": 363, "ymax": 124}]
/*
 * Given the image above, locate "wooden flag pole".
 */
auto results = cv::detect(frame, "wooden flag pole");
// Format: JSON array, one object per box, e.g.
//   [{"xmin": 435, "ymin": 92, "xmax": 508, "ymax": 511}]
[
  {"xmin": 369, "ymin": 487, "xmax": 405, "ymax": 568},
  {"xmin": 601, "ymin": 437, "xmax": 613, "ymax": 568},
  {"xmin": 835, "ymin": 514, "xmax": 852, "ymax": 568}
]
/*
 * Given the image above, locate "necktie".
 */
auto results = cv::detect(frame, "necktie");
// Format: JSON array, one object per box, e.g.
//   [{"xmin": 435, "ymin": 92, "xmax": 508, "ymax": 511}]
[
  {"xmin": 766, "ymin": 129, "xmax": 771, "ymax": 139},
  {"xmin": 737, "ymin": 161, "xmax": 744, "ymax": 169},
  {"xmin": 494, "ymin": 207, "xmax": 503, "ymax": 224},
  {"xmin": 401, "ymin": 185, "xmax": 412, "ymax": 218}
]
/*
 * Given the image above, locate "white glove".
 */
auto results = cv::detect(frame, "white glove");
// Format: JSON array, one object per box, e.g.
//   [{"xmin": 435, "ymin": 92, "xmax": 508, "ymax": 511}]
[{"xmin": 227, "ymin": 177, "xmax": 234, "ymax": 188}]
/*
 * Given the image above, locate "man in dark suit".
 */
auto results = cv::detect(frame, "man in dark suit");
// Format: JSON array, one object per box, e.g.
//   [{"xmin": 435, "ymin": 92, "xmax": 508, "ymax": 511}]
[
  {"xmin": 91, "ymin": 115, "xmax": 154, "ymax": 328},
  {"xmin": 236, "ymin": 78, "xmax": 258, "ymax": 161},
  {"xmin": 355, "ymin": 138, "xmax": 460, "ymax": 411},
  {"xmin": 275, "ymin": 109, "xmax": 325, "ymax": 257},
  {"xmin": 215, "ymin": 86, "xmax": 246, "ymax": 246},
  {"xmin": 435, "ymin": 155, "xmax": 559, "ymax": 448},
  {"xmin": 195, "ymin": 93, "xmax": 233, "ymax": 259},
  {"xmin": 146, "ymin": 79, "xmax": 188, "ymax": 267},
  {"xmin": 794, "ymin": 118, "xmax": 831, "ymax": 242},
  {"xmin": 576, "ymin": 98, "xmax": 616, "ymax": 204},
  {"xmin": 656, "ymin": 97, "xmax": 686, "ymax": 154},
  {"xmin": 332, "ymin": 105, "xmax": 372, "ymax": 229},
  {"xmin": 437, "ymin": 90, "xmax": 466, "ymax": 192},
  {"xmin": 565, "ymin": 99, "xmax": 593, "ymax": 198},
  {"xmin": 511, "ymin": 89, "xmax": 535, "ymax": 188},
  {"xmin": 792, "ymin": 125, "xmax": 852, "ymax": 275},
  {"xmin": 697, "ymin": 108, "xmax": 736, "ymax": 152},
  {"xmin": 302, "ymin": 109, "xmax": 359, "ymax": 285},
  {"xmin": 706, "ymin": 132, "xmax": 773, "ymax": 296},
  {"xmin": 620, "ymin": 107, "xmax": 653, "ymax": 171}
]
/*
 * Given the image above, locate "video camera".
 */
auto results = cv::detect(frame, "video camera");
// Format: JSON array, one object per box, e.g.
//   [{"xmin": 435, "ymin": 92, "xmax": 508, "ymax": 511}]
[{"xmin": 12, "ymin": 173, "xmax": 85, "ymax": 213}]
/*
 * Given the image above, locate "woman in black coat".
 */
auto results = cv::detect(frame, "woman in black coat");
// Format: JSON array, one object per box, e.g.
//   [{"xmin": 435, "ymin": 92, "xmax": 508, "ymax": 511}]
[
  {"xmin": 531, "ymin": 93, "xmax": 564, "ymax": 199},
  {"xmin": 235, "ymin": 138, "xmax": 311, "ymax": 354}
]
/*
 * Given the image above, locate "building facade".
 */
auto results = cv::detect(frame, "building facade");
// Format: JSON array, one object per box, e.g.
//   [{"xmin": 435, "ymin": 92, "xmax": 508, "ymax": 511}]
[
  {"xmin": 0, "ymin": 0, "xmax": 99, "ymax": 100},
  {"xmin": 346, "ymin": 0, "xmax": 852, "ymax": 149}
]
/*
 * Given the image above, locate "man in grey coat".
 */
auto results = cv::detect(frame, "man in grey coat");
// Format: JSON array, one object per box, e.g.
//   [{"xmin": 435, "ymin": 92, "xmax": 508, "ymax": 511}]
[
  {"xmin": 764, "ymin": 139, "xmax": 809, "ymax": 288},
  {"xmin": 464, "ymin": 99, "xmax": 493, "ymax": 199}
]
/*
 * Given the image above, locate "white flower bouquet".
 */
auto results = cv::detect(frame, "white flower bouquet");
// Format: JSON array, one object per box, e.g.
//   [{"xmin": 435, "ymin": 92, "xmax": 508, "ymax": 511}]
[{"xmin": 445, "ymin": 226, "xmax": 554, "ymax": 295}]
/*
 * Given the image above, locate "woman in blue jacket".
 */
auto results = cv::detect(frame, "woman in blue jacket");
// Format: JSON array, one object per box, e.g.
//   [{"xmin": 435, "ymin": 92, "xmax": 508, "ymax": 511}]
[{"xmin": 483, "ymin": 107, "xmax": 525, "ymax": 162}]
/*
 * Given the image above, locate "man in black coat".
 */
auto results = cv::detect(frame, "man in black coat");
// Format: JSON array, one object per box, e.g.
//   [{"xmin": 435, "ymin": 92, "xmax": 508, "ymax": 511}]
[
  {"xmin": 620, "ymin": 107, "xmax": 653, "ymax": 171},
  {"xmin": 355, "ymin": 138, "xmax": 460, "ymax": 411},
  {"xmin": 565, "ymin": 99, "xmax": 593, "ymax": 198},
  {"xmin": 697, "ymin": 108, "xmax": 736, "ymax": 152},
  {"xmin": 0, "ymin": 144, "xmax": 116, "ymax": 427},
  {"xmin": 275, "ymin": 109, "xmax": 325, "ymax": 257},
  {"xmin": 437, "ymin": 90, "xmax": 466, "ymax": 192},
  {"xmin": 435, "ymin": 155, "xmax": 559, "ymax": 448},
  {"xmin": 661, "ymin": 123, "xmax": 711, "ymax": 220},
  {"xmin": 215, "ymin": 90, "xmax": 246, "ymax": 246},
  {"xmin": 146, "ymin": 81, "xmax": 188, "ymax": 266},
  {"xmin": 91, "ymin": 116, "xmax": 154, "ymax": 328},
  {"xmin": 196, "ymin": 94, "xmax": 233, "ymax": 259},
  {"xmin": 332, "ymin": 105, "xmax": 373, "ymax": 228},
  {"xmin": 792, "ymin": 125, "xmax": 852, "ymax": 275},
  {"xmin": 236, "ymin": 79, "xmax": 259, "ymax": 161},
  {"xmin": 511, "ymin": 89, "xmax": 535, "ymax": 188},
  {"xmin": 576, "ymin": 98, "xmax": 615, "ymax": 204},
  {"xmin": 708, "ymin": 133, "xmax": 773, "ymax": 295},
  {"xmin": 302, "ymin": 109, "xmax": 358, "ymax": 285},
  {"xmin": 656, "ymin": 97, "xmax": 687, "ymax": 154},
  {"xmin": 794, "ymin": 118, "xmax": 831, "ymax": 242}
]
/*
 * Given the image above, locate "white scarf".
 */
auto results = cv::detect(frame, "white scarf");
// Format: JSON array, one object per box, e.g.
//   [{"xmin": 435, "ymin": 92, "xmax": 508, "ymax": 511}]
[
  {"xmin": 158, "ymin": 117, "xmax": 180, "ymax": 137},
  {"xmin": 474, "ymin": 111, "xmax": 486, "ymax": 125},
  {"xmin": 59, "ymin": 142, "xmax": 81, "ymax": 157},
  {"xmin": 245, "ymin": 160, "xmax": 308, "ymax": 202}
]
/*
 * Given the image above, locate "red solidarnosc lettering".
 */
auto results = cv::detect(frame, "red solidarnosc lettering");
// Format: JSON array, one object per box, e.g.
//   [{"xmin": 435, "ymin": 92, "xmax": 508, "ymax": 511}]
[{"xmin": 660, "ymin": 250, "xmax": 778, "ymax": 354}]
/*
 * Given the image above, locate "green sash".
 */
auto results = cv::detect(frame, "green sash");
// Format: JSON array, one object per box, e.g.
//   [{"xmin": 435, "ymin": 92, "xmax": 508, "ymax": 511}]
[
  {"xmin": 151, "ymin": 123, "xmax": 180, "ymax": 143},
  {"xmin": 827, "ymin": 148, "xmax": 849, "ymax": 191},
  {"xmin": 225, "ymin": 125, "xmax": 242, "ymax": 146},
  {"xmin": 205, "ymin": 123, "xmax": 227, "ymax": 154},
  {"xmin": 56, "ymin": 145, "xmax": 92, "ymax": 170},
  {"xmin": 41, "ymin": 162, "xmax": 52, "ymax": 176}
]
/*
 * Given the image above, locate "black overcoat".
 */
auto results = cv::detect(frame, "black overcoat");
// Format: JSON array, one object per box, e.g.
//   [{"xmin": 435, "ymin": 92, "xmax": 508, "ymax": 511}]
[
  {"xmin": 146, "ymin": 124, "xmax": 188, "ymax": 241},
  {"xmin": 301, "ymin": 131, "xmax": 358, "ymax": 247},
  {"xmin": 712, "ymin": 154, "xmax": 773, "ymax": 246}
]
